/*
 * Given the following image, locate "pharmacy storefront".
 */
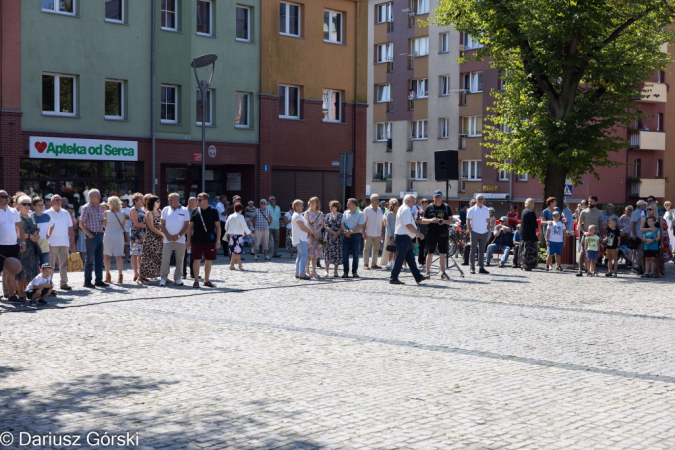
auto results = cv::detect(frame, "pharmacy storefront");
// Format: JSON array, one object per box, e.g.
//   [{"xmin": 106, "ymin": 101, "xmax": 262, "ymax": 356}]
[{"xmin": 21, "ymin": 136, "xmax": 141, "ymax": 209}]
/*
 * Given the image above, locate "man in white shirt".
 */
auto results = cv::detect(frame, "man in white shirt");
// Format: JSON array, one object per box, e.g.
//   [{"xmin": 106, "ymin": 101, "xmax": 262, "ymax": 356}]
[
  {"xmin": 46, "ymin": 194, "xmax": 76, "ymax": 291},
  {"xmin": 159, "ymin": 193, "xmax": 190, "ymax": 286},
  {"xmin": 389, "ymin": 195, "xmax": 430, "ymax": 285},
  {"xmin": 0, "ymin": 190, "xmax": 26, "ymax": 302},
  {"xmin": 467, "ymin": 194, "xmax": 491, "ymax": 274},
  {"xmin": 363, "ymin": 194, "xmax": 384, "ymax": 270}
]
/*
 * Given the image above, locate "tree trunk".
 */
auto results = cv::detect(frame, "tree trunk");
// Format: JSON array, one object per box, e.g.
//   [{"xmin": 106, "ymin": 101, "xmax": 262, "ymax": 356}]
[{"xmin": 543, "ymin": 163, "xmax": 568, "ymax": 204}]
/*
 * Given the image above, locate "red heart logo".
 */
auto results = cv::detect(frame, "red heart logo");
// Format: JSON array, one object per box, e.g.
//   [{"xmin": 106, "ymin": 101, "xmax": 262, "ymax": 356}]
[{"xmin": 34, "ymin": 142, "xmax": 47, "ymax": 153}]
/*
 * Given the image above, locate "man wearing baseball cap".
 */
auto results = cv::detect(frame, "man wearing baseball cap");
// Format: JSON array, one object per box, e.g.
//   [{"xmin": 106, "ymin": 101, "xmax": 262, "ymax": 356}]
[{"xmin": 419, "ymin": 190, "xmax": 454, "ymax": 279}]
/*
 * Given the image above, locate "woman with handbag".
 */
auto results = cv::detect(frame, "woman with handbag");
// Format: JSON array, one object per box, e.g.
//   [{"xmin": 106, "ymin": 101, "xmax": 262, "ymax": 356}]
[
  {"xmin": 103, "ymin": 196, "xmax": 129, "ymax": 284},
  {"xmin": 323, "ymin": 200, "xmax": 343, "ymax": 277},
  {"xmin": 16, "ymin": 195, "xmax": 40, "ymax": 302}
]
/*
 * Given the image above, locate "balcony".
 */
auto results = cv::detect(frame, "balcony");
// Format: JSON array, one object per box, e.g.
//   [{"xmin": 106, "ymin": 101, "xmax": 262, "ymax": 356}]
[
  {"xmin": 629, "ymin": 130, "xmax": 665, "ymax": 151},
  {"xmin": 639, "ymin": 178, "xmax": 666, "ymax": 197},
  {"xmin": 638, "ymin": 82, "xmax": 667, "ymax": 103}
]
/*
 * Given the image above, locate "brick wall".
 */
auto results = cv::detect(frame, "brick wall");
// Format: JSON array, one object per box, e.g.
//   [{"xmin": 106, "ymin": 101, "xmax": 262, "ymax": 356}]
[{"xmin": 0, "ymin": 112, "xmax": 23, "ymax": 192}]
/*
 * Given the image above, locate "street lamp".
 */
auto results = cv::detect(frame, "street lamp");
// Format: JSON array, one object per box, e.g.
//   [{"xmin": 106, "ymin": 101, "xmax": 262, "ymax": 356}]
[{"xmin": 191, "ymin": 53, "xmax": 218, "ymax": 193}]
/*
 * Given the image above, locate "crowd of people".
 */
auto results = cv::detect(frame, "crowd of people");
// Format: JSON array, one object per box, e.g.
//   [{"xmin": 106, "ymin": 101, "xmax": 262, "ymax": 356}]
[{"xmin": 0, "ymin": 186, "xmax": 673, "ymax": 306}]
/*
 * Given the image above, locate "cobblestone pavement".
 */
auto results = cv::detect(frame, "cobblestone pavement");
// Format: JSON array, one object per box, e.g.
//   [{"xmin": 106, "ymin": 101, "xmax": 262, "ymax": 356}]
[{"xmin": 1, "ymin": 253, "xmax": 674, "ymax": 449}]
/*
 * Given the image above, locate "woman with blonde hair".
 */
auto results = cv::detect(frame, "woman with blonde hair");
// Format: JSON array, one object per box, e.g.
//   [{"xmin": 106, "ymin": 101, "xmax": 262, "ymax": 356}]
[
  {"xmin": 323, "ymin": 200, "xmax": 343, "ymax": 277},
  {"xmin": 103, "ymin": 196, "xmax": 128, "ymax": 284},
  {"xmin": 291, "ymin": 199, "xmax": 316, "ymax": 280},
  {"xmin": 139, "ymin": 195, "xmax": 164, "ymax": 282},
  {"xmin": 380, "ymin": 199, "xmax": 400, "ymax": 269},
  {"xmin": 129, "ymin": 192, "xmax": 147, "ymax": 282},
  {"xmin": 303, "ymin": 197, "xmax": 324, "ymax": 279},
  {"xmin": 640, "ymin": 202, "xmax": 670, "ymax": 276}
]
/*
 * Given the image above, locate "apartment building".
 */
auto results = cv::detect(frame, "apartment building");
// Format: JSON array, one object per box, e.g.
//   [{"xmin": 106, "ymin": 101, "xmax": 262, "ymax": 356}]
[
  {"xmin": 1, "ymin": 0, "xmax": 260, "ymax": 204},
  {"xmin": 366, "ymin": 0, "xmax": 460, "ymax": 203}
]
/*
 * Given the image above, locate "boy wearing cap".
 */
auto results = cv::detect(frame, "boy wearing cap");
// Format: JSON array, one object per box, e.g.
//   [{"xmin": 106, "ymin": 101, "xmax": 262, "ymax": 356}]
[
  {"xmin": 545, "ymin": 210, "xmax": 565, "ymax": 271},
  {"xmin": 26, "ymin": 264, "xmax": 54, "ymax": 306}
]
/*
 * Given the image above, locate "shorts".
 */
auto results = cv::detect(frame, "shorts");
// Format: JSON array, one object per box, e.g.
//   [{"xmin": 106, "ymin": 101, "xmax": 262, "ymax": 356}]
[
  {"xmin": 191, "ymin": 242, "xmax": 217, "ymax": 261},
  {"xmin": 585, "ymin": 250, "xmax": 599, "ymax": 262},
  {"xmin": 26, "ymin": 288, "xmax": 48, "ymax": 298},
  {"xmin": 425, "ymin": 234, "xmax": 449, "ymax": 254},
  {"xmin": 644, "ymin": 249, "xmax": 658, "ymax": 258},
  {"xmin": 0, "ymin": 244, "xmax": 20, "ymax": 273},
  {"xmin": 547, "ymin": 241, "xmax": 563, "ymax": 256}
]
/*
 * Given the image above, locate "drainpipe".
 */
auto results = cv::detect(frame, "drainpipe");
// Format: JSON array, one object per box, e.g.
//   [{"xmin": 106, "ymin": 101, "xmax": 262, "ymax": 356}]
[
  {"xmin": 151, "ymin": 0, "xmax": 157, "ymax": 194},
  {"xmin": 509, "ymin": 159, "xmax": 513, "ymax": 203},
  {"xmin": 353, "ymin": 0, "xmax": 360, "ymax": 199}
]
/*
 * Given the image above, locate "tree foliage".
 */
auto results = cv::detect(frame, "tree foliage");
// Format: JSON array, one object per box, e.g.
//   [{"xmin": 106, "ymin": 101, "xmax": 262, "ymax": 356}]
[{"xmin": 429, "ymin": 0, "xmax": 675, "ymax": 199}]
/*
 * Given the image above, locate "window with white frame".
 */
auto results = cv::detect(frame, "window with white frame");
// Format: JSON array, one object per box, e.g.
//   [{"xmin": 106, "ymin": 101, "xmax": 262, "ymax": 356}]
[
  {"xmin": 42, "ymin": 73, "xmax": 76, "ymax": 116},
  {"xmin": 375, "ymin": 122, "xmax": 392, "ymax": 141},
  {"xmin": 197, "ymin": 0, "xmax": 212, "ymax": 35},
  {"xmin": 374, "ymin": 162, "xmax": 392, "ymax": 181},
  {"xmin": 517, "ymin": 173, "xmax": 528, "ymax": 181},
  {"xmin": 410, "ymin": 120, "xmax": 428, "ymax": 140},
  {"xmin": 499, "ymin": 72, "xmax": 507, "ymax": 90},
  {"xmin": 324, "ymin": 10, "xmax": 342, "ymax": 43},
  {"xmin": 279, "ymin": 84, "xmax": 300, "ymax": 118},
  {"xmin": 498, "ymin": 160, "xmax": 509, "ymax": 181},
  {"xmin": 377, "ymin": 83, "xmax": 391, "ymax": 102},
  {"xmin": 440, "ymin": 75, "xmax": 450, "ymax": 96},
  {"xmin": 105, "ymin": 79, "xmax": 124, "ymax": 119},
  {"xmin": 410, "ymin": 78, "xmax": 428, "ymax": 98},
  {"xmin": 105, "ymin": 0, "xmax": 123, "ymax": 22},
  {"xmin": 411, "ymin": 0, "xmax": 429, "ymax": 14},
  {"xmin": 236, "ymin": 5, "xmax": 251, "ymax": 41},
  {"xmin": 42, "ymin": 0, "xmax": 75, "ymax": 15},
  {"xmin": 235, "ymin": 92, "xmax": 250, "ymax": 128},
  {"xmin": 161, "ymin": 0, "xmax": 177, "ymax": 30},
  {"xmin": 462, "ymin": 160, "xmax": 482, "ymax": 181},
  {"xmin": 462, "ymin": 33, "xmax": 482, "ymax": 49},
  {"xmin": 322, "ymin": 89, "xmax": 342, "ymax": 122},
  {"xmin": 439, "ymin": 118, "xmax": 449, "ymax": 139},
  {"xmin": 499, "ymin": 123, "xmax": 512, "ymax": 133},
  {"xmin": 196, "ymin": 89, "xmax": 213, "ymax": 126},
  {"xmin": 463, "ymin": 71, "xmax": 483, "ymax": 93},
  {"xmin": 376, "ymin": 2, "xmax": 392, "ymax": 23},
  {"xmin": 280, "ymin": 2, "xmax": 301, "ymax": 37},
  {"xmin": 462, "ymin": 116, "xmax": 482, "ymax": 136},
  {"xmin": 161, "ymin": 85, "xmax": 178, "ymax": 124},
  {"xmin": 377, "ymin": 43, "xmax": 394, "ymax": 63},
  {"xmin": 411, "ymin": 37, "xmax": 429, "ymax": 56},
  {"xmin": 409, "ymin": 161, "xmax": 428, "ymax": 180},
  {"xmin": 439, "ymin": 32, "xmax": 450, "ymax": 53}
]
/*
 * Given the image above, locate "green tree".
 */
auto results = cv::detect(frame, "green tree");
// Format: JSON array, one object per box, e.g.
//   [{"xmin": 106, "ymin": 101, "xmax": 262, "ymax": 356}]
[{"xmin": 430, "ymin": 0, "xmax": 675, "ymax": 201}]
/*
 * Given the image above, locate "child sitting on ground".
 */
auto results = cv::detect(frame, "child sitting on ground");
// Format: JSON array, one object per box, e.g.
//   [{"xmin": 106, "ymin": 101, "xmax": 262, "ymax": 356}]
[
  {"xmin": 545, "ymin": 210, "xmax": 565, "ymax": 271},
  {"xmin": 604, "ymin": 217, "xmax": 621, "ymax": 277},
  {"xmin": 26, "ymin": 263, "xmax": 54, "ymax": 307},
  {"xmin": 584, "ymin": 225, "xmax": 601, "ymax": 276},
  {"xmin": 640, "ymin": 216, "xmax": 661, "ymax": 278}
]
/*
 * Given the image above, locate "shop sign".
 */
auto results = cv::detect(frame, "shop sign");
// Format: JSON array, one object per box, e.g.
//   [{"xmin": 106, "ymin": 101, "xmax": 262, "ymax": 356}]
[
  {"xmin": 482, "ymin": 185, "xmax": 499, "ymax": 192},
  {"xmin": 208, "ymin": 145, "xmax": 217, "ymax": 158},
  {"xmin": 193, "ymin": 152, "xmax": 202, "ymax": 162},
  {"xmin": 30, "ymin": 136, "xmax": 137, "ymax": 161}
]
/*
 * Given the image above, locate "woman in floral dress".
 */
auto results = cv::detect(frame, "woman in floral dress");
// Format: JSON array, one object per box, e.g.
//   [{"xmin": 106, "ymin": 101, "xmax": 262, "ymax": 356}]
[
  {"xmin": 323, "ymin": 200, "xmax": 343, "ymax": 277},
  {"xmin": 129, "ymin": 193, "xmax": 147, "ymax": 282},
  {"xmin": 139, "ymin": 195, "xmax": 163, "ymax": 282},
  {"xmin": 303, "ymin": 197, "xmax": 324, "ymax": 279}
]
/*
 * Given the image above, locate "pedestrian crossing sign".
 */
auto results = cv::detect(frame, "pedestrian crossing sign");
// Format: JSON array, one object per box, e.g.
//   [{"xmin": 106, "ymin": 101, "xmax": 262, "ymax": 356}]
[{"xmin": 564, "ymin": 184, "xmax": 573, "ymax": 196}]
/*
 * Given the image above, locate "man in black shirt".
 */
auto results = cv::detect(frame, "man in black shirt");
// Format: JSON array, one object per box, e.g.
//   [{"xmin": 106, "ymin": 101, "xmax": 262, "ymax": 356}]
[
  {"xmin": 420, "ymin": 190, "xmax": 454, "ymax": 279},
  {"xmin": 187, "ymin": 192, "xmax": 221, "ymax": 288}
]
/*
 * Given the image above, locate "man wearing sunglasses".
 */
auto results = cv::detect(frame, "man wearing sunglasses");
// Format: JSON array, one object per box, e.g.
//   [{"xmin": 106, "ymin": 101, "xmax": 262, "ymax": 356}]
[
  {"xmin": 466, "ymin": 194, "xmax": 491, "ymax": 274},
  {"xmin": 0, "ymin": 190, "xmax": 26, "ymax": 302}
]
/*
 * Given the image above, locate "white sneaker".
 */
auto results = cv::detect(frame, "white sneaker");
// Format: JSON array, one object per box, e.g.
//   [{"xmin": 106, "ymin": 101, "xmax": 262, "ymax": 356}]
[
  {"xmin": 174, "ymin": 279, "xmax": 184, "ymax": 286},
  {"xmin": 265, "ymin": 255, "xmax": 271, "ymax": 260},
  {"xmin": 159, "ymin": 279, "xmax": 166, "ymax": 287},
  {"xmin": 254, "ymin": 255, "xmax": 259, "ymax": 260}
]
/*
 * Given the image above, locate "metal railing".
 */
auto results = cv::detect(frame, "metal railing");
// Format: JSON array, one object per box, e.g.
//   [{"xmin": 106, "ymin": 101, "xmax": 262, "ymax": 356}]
[{"xmin": 629, "ymin": 181, "xmax": 640, "ymax": 196}]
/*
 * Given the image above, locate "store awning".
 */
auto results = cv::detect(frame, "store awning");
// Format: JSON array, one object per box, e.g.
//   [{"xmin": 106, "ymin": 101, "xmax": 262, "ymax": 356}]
[{"xmin": 479, "ymin": 193, "xmax": 509, "ymax": 199}]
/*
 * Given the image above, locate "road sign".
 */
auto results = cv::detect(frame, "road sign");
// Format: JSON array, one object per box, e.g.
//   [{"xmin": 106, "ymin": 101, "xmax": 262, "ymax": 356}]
[
  {"xmin": 263, "ymin": 164, "xmax": 269, "ymax": 173},
  {"xmin": 208, "ymin": 145, "xmax": 217, "ymax": 158},
  {"xmin": 339, "ymin": 153, "xmax": 353, "ymax": 187},
  {"xmin": 564, "ymin": 184, "xmax": 573, "ymax": 196}
]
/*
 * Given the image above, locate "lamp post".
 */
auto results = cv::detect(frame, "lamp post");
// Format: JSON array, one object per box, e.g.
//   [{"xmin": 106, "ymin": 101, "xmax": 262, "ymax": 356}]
[{"xmin": 190, "ymin": 54, "xmax": 218, "ymax": 193}]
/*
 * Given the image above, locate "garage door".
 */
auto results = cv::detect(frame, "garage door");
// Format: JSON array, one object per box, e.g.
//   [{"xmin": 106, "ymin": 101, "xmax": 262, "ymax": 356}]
[{"xmin": 272, "ymin": 170, "xmax": 342, "ymax": 210}]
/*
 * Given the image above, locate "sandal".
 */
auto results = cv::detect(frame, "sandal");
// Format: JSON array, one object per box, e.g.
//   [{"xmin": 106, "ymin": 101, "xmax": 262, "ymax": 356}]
[
  {"xmin": 193, "ymin": 281, "xmax": 199, "ymax": 288},
  {"xmin": 229, "ymin": 265, "xmax": 235, "ymax": 270},
  {"xmin": 203, "ymin": 281, "xmax": 216, "ymax": 288},
  {"xmin": 238, "ymin": 265, "xmax": 243, "ymax": 270}
]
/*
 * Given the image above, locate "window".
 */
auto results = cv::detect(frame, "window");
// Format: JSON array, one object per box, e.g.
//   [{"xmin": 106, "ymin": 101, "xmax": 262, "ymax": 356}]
[
  {"xmin": 499, "ymin": 123, "xmax": 513, "ymax": 133},
  {"xmin": 462, "ymin": 33, "xmax": 482, "ymax": 50},
  {"xmin": 440, "ymin": 75, "xmax": 450, "ymax": 96},
  {"xmin": 324, "ymin": 10, "xmax": 342, "ymax": 44},
  {"xmin": 439, "ymin": 32, "xmax": 450, "ymax": 53},
  {"xmin": 462, "ymin": 160, "xmax": 482, "ymax": 181},
  {"xmin": 439, "ymin": 118, "xmax": 449, "ymax": 139},
  {"xmin": 105, "ymin": 79, "xmax": 124, "ymax": 119},
  {"xmin": 410, "ymin": 78, "xmax": 428, "ymax": 99},
  {"xmin": 499, "ymin": 71, "xmax": 507, "ymax": 90},
  {"xmin": 411, "ymin": 37, "xmax": 429, "ymax": 56},
  {"xmin": 658, "ymin": 113, "xmax": 664, "ymax": 131},
  {"xmin": 236, "ymin": 6, "xmax": 251, "ymax": 41},
  {"xmin": 657, "ymin": 159, "xmax": 663, "ymax": 178},
  {"xmin": 410, "ymin": 120, "xmax": 428, "ymax": 140},
  {"xmin": 197, "ymin": 0, "xmax": 212, "ymax": 35},
  {"xmin": 279, "ymin": 84, "xmax": 300, "ymax": 118},
  {"xmin": 280, "ymin": 2, "xmax": 301, "ymax": 37},
  {"xmin": 322, "ymin": 89, "xmax": 342, "ymax": 122},
  {"xmin": 463, "ymin": 72, "xmax": 483, "ymax": 93},
  {"xmin": 161, "ymin": 85, "xmax": 178, "ymax": 124},
  {"xmin": 105, "ymin": 0, "xmax": 123, "ymax": 22},
  {"xmin": 377, "ymin": 84, "xmax": 391, "ymax": 102},
  {"xmin": 499, "ymin": 160, "xmax": 508, "ymax": 181},
  {"xmin": 196, "ymin": 89, "xmax": 213, "ymax": 126},
  {"xmin": 42, "ymin": 73, "xmax": 76, "ymax": 116},
  {"xmin": 462, "ymin": 116, "xmax": 482, "ymax": 136},
  {"xmin": 658, "ymin": 70, "xmax": 666, "ymax": 83},
  {"xmin": 634, "ymin": 159, "xmax": 642, "ymax": 178},
  {"xmin": 161, "ymin": 0, "xmax": 177, "ymax": 30},
  {"xmin": 517, "ymin": 173, "xmax": 528, "ymax": 181},
  {"xmin": 42, "ymin": 0, "xmax": 75, "ymax": 15},
  {"xmin": 377, "ymin": 43, "xmax": 394, "ymax": 63},
  {"xmin": 375, "ymin": 122, "xmax": 392, "ymax": 141},
  {"xmin": 410, "ymin": 0, "xmax": 429, "ymax": 14},
  {"xmin": 235, "ymin": 92, "xmax": 250, "ymax": 128},
  {"xmin": 376, "ymin": 2, "xmax": 392, "ymax": 23},
  {"xmin": 374, "ymin": 162, "xmax": 392, "ymax": 181},
  {"xmin": 409, "ymin": 161, "xmax": 428, "ymax": 180}
]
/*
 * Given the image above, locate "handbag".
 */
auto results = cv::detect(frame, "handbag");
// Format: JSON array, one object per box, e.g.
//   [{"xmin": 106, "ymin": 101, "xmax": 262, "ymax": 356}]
[
  {"xmin": 627, "ymin": 237, "xmax": 642, "ymax": 250},
  {"xmin": 386, "ymin": 243, "xmax": 397, "ymax": 252},
  {"xmin": 112, "ymin": 211, "xmax": 129, "ymax": 243},
  {"xmin": 67, "ymin": 252, "xmax": 84, "ymax": 272}
]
